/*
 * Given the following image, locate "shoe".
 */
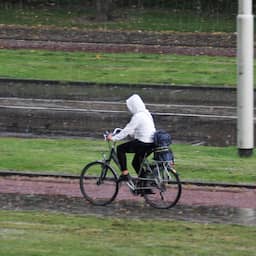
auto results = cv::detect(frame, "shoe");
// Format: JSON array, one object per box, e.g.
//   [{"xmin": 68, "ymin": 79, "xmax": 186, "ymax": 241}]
[
  {"xmin": 118, "ymin": 174, "xmax": 136, "ymax": 191},
  {"xmin": 118, "ymin": 173, "xmax": 132, "ymax": 182}
]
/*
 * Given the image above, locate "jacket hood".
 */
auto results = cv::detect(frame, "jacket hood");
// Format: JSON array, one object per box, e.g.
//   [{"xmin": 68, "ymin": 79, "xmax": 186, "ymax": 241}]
[{"xmin": 126, "ymin": 94, "xmax": 146, "ymax": 114}]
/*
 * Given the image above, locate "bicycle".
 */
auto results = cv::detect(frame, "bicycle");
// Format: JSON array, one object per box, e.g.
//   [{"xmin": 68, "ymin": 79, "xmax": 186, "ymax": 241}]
[{"xmin": 80, "ymin": 128, "xmax": 182, "ymax": 209}]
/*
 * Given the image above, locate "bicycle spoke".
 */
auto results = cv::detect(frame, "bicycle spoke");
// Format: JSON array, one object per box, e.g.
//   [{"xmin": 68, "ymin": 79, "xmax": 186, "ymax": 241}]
[
  {"xmin": 156, "ymin": 191, "xmax": 161, "ymax": 200},
  {"xmin": 80, "ymin": 161, "xmax": 119, "ymax": 206},
  {"xmin": 143, "ymin": 168, "xmax": 182, "ymax": 209}
]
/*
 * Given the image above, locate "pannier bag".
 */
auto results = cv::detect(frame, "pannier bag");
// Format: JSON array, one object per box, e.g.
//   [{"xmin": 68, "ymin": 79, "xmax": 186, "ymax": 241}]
[{"xmin": 153, "ymin": 130, "xmax": 174, "ymax": 163}]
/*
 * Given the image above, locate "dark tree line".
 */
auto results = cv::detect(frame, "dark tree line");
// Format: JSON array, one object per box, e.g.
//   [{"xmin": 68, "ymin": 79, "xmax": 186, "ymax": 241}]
[{"xmin": 0, "ymin": 0, "xmax": 255, "ymax": 20}]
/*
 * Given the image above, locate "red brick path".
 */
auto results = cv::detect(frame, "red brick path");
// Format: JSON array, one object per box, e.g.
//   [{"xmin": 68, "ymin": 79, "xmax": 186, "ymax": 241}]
[{"xmin": 0, "ymin": 176, "xmax": 255, "ymax": 209}]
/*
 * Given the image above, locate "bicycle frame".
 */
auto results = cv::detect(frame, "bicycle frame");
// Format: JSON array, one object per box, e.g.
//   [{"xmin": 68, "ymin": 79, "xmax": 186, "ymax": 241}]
[
  {"xmin": 102, "ymin": 130, "xmax": 176, "ymax": 185},
  {"xmin": 80, "ymin": 131, "xmax": 182, "ymax": 208},
  {"xmin": 103, "ymin": 140, "xmax": 121, "ymax": 170}
]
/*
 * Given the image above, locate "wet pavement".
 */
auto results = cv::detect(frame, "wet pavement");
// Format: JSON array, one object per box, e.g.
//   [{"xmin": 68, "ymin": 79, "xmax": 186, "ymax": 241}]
[
  {"xmin": 0, "ymin": 193, "xmax": 255, "ymax": 226},
  {"xmin": 0, "ymin": 176, "xmax": 255, "ymax": 226}
]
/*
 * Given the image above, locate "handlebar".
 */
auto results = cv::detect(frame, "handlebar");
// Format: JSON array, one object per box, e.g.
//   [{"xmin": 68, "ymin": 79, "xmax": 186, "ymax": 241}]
[
  {"xmin": 112, "ymin": 128, "xmax": 122, "ymax": 135},
  {"xmin": 103, "ymin": 128, "xmax": 122, "ymax": 140}
]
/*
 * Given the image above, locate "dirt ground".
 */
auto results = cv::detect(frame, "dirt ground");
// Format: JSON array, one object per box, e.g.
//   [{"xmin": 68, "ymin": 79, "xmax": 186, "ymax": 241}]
[
  {"xmin": 0, "ymin": 38, "xmax": 236, "ymax": 56},
  {"xmin": 0, "ymin": 25, "xmax": 237, "ymax": 56}
]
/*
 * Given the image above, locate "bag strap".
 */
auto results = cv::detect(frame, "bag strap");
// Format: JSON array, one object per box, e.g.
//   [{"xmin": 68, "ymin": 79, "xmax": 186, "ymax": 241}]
[{"xmin": 154, "ymin": 146, "xmax": 169, "ymax": 153}]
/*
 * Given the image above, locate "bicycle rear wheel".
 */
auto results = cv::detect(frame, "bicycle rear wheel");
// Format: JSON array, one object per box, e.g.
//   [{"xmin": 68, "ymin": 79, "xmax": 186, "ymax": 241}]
[
  {"xmin": 143, "ymin": 168, "xmax": 182, "ymax": 209},
  {"xmin": 80, "ymin": 161, "xmax": 119, "ymax": 206}
]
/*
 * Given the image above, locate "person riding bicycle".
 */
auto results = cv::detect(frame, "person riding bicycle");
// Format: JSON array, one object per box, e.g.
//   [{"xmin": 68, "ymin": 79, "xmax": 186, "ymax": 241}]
[{"xmin": 107, "ymin": 94, "xmax": 156, "ymax": 182}]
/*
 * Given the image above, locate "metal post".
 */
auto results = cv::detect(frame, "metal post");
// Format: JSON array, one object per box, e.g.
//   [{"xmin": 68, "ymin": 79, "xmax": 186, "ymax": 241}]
[{"xmin": 237, "ymin": 0, "xmax": 254, "ymax": 157}]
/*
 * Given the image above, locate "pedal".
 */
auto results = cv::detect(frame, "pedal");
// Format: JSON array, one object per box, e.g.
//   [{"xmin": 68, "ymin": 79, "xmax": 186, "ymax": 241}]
[{"xmin": 126, "ymin": 180, "xmax": 136, "ymax": 191}]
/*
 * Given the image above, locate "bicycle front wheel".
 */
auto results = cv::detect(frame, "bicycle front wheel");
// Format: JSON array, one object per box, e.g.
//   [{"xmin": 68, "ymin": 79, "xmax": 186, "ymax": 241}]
[
  {"xmin": 143, "ymin": 168, "xmax": 182, "ymax": 209},
  {"xmin": 80, "ymin": 161, "xmax": 119, "ymax": 206}
]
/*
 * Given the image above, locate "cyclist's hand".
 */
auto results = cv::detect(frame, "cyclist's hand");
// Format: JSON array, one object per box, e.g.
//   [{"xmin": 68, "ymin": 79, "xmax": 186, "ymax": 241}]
[{"xmin": 106, "ymin": 133, "xmax": 113, "ymax": 141}]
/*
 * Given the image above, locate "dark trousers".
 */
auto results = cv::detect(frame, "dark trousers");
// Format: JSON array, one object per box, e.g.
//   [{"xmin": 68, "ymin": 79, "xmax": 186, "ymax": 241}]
[{"xmin": 117, "ymin": 139, "xmax": 154, "ymax": 174}]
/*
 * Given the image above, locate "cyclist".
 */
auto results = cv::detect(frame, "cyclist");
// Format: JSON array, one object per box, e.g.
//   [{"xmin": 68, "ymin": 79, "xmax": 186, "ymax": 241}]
[{"xmin": 107, "ymin": 94, "xmax": 156, "ymax": 184}]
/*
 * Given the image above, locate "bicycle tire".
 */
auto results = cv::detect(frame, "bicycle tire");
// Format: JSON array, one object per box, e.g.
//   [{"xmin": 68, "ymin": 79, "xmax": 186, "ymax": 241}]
[
  {"xmin": 143, "ymin": 168, "xmax": 182, "ymax": 209},
  {"xmin": 80, "ymin": 161, "xmax": 119, "ymax": 206}
]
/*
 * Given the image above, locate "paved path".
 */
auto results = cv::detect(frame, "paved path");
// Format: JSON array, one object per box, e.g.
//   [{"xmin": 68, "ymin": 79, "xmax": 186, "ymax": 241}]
[
  {"xmin": 1, "ymin": 176, "xmax": 256, "ymax": 209},
  {"xmin": 0, "ymin": 176, "xmax": 255, "ymax": 226}
]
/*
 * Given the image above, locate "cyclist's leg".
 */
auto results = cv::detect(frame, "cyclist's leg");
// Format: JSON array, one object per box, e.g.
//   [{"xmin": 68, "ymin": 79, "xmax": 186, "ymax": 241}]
[
  {"xmin": 116, "ymin": 143, "xmax": 128, "ymax": 173},
  {"xmin": 117, "ymin": 140, "xmax": 154, "ymax": 178},
  {"xmin": 131, "ymin": 153, "xmax": 142, "ymax": 174},
  {"xmin": 117, "ymin": 140, "xmax": 140, "ymax": 172},
  {"xmin": 131, "ymin": 142, "xmax": 155, "ymax": 194},
  {"xmin": 133, "ymin": 143, "xmax": 154, "ymax": 176},
  {"xmin": 116, "ymin": 140, "xmax": 139, "ymax": 184}
]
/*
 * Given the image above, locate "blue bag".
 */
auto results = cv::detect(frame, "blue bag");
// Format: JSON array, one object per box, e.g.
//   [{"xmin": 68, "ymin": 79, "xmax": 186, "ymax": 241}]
[{"xmin": 153, "ymin": 130, "xmax": 174, "ymax": 163}]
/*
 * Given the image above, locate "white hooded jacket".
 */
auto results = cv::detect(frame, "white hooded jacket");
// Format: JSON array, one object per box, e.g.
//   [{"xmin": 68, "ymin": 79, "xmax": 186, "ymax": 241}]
[{"xmin": 112, "ymin": 94, "xmax": 156, "ymax": 143}]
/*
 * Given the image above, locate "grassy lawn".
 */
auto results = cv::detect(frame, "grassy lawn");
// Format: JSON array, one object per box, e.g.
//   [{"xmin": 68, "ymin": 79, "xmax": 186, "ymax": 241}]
[
  {"xmin": 0, "ymin": 210, "xmax": 255, "ymax": 256},
  {"xmin": 0, "ymin": 7, "xmax": 235, "ymax": 33},
  {"xmin": 0, "ymin": 137, "xmax": 255, "ymax": 184},
  {"xmin": 0, "ymin": 49, "xmax": 239, "ymax": 86}
]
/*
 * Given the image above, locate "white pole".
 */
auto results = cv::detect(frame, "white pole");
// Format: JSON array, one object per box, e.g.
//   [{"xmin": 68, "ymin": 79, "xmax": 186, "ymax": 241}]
[{"xmin": 237, "ymin": 0, "xmax": 254, "ymax": 157}]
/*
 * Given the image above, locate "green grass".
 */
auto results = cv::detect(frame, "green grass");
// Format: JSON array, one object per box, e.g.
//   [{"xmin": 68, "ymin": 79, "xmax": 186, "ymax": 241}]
[
  {"xmin": 0, "ymin": 7, "xmax": 235, "ymax": 32},
  {"xmin": 174, "ymin": 144, "xmax": 256, "ymax": 184},
  {"xmin": 0, "ymin": 49, "xmax": 239, "ymax": 86},
  {"xmin": 0, "ymin": 210, "xmax": 255, "ymax": 256},
  {"xmin": 0, "ymin": 137, "xmax": 256, "ymax": 184},
  {"xmin": 0, "ymin": 137, "xmax": 101, "ymax": 173}
]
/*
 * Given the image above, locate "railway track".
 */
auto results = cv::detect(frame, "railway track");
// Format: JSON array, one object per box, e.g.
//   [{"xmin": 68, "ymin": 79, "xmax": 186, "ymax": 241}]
[
  {"xmin": 0, "ymin": 96, "xmax": 241, "ymax": 145},
  {"xmin": 0, "ymin": 78, "xmax": 255, "ymax": 145},
  {"xmin": 0, "ymin": 97, "xmax": 239, "ymax": 117}
]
